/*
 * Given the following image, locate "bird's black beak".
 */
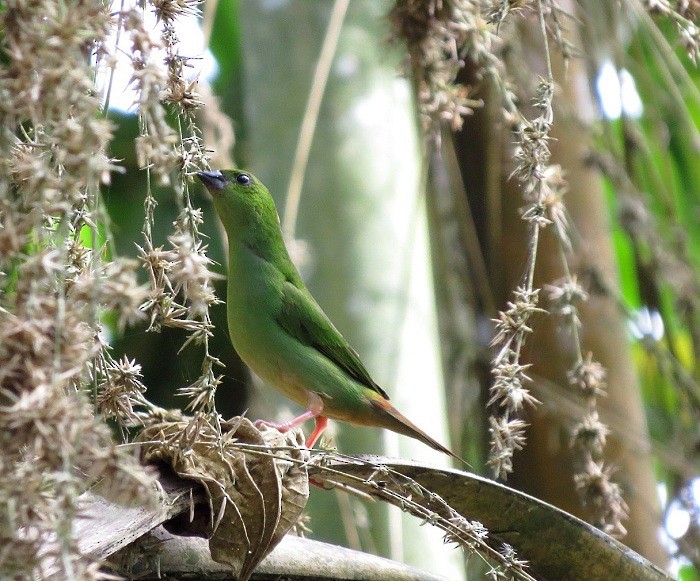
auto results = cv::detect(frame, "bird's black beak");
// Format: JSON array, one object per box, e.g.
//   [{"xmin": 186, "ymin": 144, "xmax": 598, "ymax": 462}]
[{"xmin": 197, "ymin": 170, "xmax": 227, "ymax": 193}]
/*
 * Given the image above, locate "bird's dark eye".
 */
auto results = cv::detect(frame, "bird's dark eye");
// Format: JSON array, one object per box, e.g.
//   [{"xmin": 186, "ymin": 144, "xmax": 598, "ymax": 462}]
[{"xmin": 236, "ymin": 173, "xmax": 251, "ymax": 185}]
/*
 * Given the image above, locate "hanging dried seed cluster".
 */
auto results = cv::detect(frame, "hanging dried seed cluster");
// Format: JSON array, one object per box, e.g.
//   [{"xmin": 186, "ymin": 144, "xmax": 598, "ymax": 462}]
[{"xmin": 0, "ymin": 1, "xmax": 155, "ymax": 578}]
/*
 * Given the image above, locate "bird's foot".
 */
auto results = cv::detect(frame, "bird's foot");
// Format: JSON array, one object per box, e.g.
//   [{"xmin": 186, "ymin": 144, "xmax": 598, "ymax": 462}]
[
  {"xmin": 253, "ymin": 413, "xmax": 314, "ymax": 433},
  {"xmin": 253, "ymin": 392, "xmax": 328, "ymax": 449}
]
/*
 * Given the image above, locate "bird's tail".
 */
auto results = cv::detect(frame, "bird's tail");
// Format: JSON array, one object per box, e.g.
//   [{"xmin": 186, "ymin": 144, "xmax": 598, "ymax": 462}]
[{"xmin": 371, "ymin": 399, "xmax": 466, "ymax": 464}]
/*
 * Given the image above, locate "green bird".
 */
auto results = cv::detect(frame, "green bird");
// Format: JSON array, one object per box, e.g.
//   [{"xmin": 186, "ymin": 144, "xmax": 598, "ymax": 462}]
[{"xmin": 198, "ymin": 169, "xmax": 460, "ymax": 460}]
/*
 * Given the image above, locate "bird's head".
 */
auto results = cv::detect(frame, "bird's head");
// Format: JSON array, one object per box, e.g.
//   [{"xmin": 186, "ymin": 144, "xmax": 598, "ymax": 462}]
[{"xmin": 197, "ymin": 169, "xmax": 279, "ymax": 235}]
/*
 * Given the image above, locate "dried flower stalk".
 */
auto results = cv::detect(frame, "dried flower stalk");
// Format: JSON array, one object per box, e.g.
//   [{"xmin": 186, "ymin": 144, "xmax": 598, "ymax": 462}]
[
  {"xmin": 390, "ymin": 0, "xmax": 639, "ymax": 536},
  {"xmin": 0, "ymin": 1, "xmax": 156, "ymax": 578},
  {"xmin": 116, "ymin": 1, "xmax": 223, "ymax": 418}
]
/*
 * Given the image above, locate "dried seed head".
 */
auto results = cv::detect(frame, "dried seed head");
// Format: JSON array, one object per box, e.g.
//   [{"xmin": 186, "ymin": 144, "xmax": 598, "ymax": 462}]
[
  {"xmin": 567, "ymin": 352, "xmax": 607, "ymax": 399},
  {"xmin": 98, "ymin": 357, "xmax": 148, "ymax": 424},
  {"xmin": 546, "ymin": 275, "xmax": 588, "ymax": 323},
  {"xmin": 571, "ymin": 411, "xmax": 609, "ymax": 457},
  {"xmin": 573, "ymin": 459, "xmax": 628, "ymax": 537},
  {"xmin": 488, "ymin": 362, "xmax": 540, "ymax": 413},
  {"xmin": 487, "ymin": 416, "xmax": 528, "ymax": 479}
]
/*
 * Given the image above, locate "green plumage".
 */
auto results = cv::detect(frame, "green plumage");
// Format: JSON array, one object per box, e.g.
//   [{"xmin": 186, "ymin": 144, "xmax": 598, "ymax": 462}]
[{"xmin": 198, "ymin": 169, "xmax": 459, "ymax": 460}]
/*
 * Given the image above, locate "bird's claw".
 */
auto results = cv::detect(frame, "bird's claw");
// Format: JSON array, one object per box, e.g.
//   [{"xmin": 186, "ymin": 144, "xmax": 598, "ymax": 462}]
[{"xmin": 253, "ymin": 418, "xmax": 291, "ymax": 432}]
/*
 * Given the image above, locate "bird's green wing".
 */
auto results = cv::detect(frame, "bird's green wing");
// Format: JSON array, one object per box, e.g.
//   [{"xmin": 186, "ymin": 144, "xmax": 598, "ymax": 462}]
[{"xmin": 276, "ymin": 281, "xmax": 390, "ymax": 400}]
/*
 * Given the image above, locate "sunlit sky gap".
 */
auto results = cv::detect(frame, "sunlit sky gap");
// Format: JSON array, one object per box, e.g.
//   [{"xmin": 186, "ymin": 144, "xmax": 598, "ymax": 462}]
[{"xmin": 595, "ymin": 60, "xmax": 643, "ymax": 120}]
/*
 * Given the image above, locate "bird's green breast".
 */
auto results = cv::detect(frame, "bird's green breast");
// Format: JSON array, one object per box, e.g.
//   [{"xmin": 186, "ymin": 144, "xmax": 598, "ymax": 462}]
[
  {"xmin": 224, "ymin": 239, "xmax": 379, "ymax": 422},
  {"xmin": 225, "ymin": 241, "xmax": 292, "ymax": 380}
]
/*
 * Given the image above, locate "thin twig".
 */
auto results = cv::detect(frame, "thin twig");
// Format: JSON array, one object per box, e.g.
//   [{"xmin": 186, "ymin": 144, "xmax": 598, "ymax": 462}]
[{"xmin": 281, "ymin": 0, "xmax": 350, "ymax": 241}]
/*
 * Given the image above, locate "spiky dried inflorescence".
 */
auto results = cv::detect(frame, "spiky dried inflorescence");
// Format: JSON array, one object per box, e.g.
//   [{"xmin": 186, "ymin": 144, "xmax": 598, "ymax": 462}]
[
  {"xmin": 488, "ymin": 0, "xmax": 532, "ymax": 30},
  {"xmin": 0, "ymin": 1, "xmax": 157, "ymax": 578},
  {"xmin": 567, "ymin": 352, "xmax": 607, "ymax": 399},
  {"xmin": 138, "ymin": 206, "xmax": 223, "ymax": 413},
  {"xmin": 491, "ymin": 287, "xmax": 544, "ymax": 363},
  {"xmin": 391, "ymin": 1, "xmax": 631, "ymax": 536},
  {"xmin": 567, "ymin": 351, "xmax": 627, "ymax": 533},
  {"xmin": 389, "ymin": 1, "xmax": 561, "ymax": 478},
  {"xmin": 389, "ymin": 0, "xmax": 484, "ymax": 134},
  {"xmin": 167, "ymin": 210, "xmax": 221, "ymax": 317},
  {"xmin": 488, "ymin": 362, "xmax": 540, "ymax": 414},
  {"xmin": 574, "ymin": 459, "xmax": 628, "ymax": 537},
  {"xmin": 487, "ymin": 284, "xmax": 544, "ymax": 478},
  {"xmin": 395, "ymin": 1, "xmax": 577, "ymax": 481},
  {"xmin": 545, "ymin": 244, "xmax": 625, "ymax": 534},
  {"xmin": 97, "ymin": 356, "xmax": 150, "ymax": 426},
  {"xmin": 70, "ymin": 255, "xmax": 148, "ymax": 331},
  {"xmin": 122, "ymin": 0, "xmax": 222, "ymax": 418},
  {"xmin": 152, "ymin": 0, "xmax": 203, "ymax": 24},
  {"xmin": 545, "ymin": 275, "xmax": 588, "ymax": 324},
  {"xmin": 571, "ymin": 411, "xmax": 610, "ymax": 458},
  {"xmin": 122, "ymin": 7, "xmax": 179, "ymax": 186},
  {"xmin": 488, "ymin": 416, "xmax": 528, "ymax": 476}
]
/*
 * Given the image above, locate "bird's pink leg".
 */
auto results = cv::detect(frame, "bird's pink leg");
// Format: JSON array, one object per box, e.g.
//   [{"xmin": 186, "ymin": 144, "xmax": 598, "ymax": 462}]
[
  {"xmin": 255, "ymin": 409, "xmax": 316, "ymax": 432},
  {"xmin": 254, "ymin": 392, "xmax": 327, "ymax": 448},
  {"xmin": 305, "ymin": 415, "xmax": 328, "ymax": 448}
]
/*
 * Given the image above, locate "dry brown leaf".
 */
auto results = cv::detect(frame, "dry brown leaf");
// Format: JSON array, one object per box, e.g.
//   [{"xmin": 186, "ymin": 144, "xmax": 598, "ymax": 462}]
[
  {"xmin": 137, "ymin": 413, "xmax": 309, "ymax": 581},
  {"xmin": 212, "ymin": 419, "xmax": 275, "ymax": 579},
  {"xmin": 256, "ymin": 424, "xmax": 310, "ymax": 550}
]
